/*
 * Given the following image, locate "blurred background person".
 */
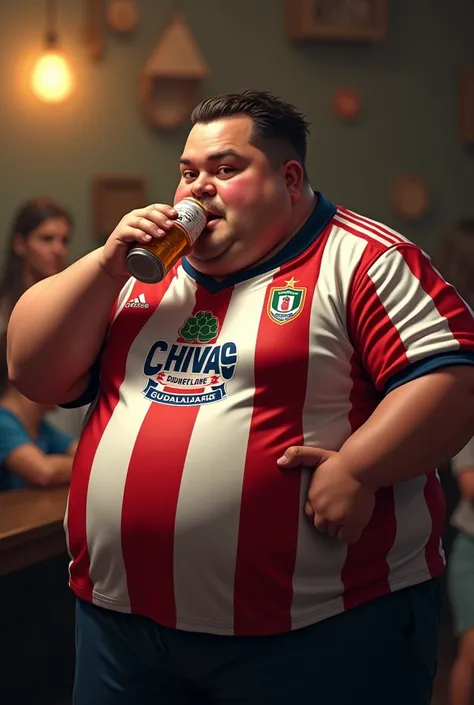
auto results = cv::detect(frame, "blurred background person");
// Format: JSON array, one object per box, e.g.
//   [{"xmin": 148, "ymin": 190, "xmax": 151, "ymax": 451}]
[
  {"xmin": 434, "ymin": 219, "xmax": 474, "ymax": 705},
  {"xmin": 0, "ymin": 197, "xmax": 86, "ymax": 436},
  {"xmin": 449, "ymin": 441, "xmax": 474, "ymax": 705},
  {"xmin": 0, "ymin": 197, "xmax": 72, "ymax": 324},
  {"xmin": 0, "ymin": 332, "xmax": 76, "ymax": 491}
]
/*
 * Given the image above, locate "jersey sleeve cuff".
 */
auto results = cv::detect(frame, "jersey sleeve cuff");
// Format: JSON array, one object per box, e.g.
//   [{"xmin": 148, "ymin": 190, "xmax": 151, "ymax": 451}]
[{"xmin": 384, "ymin": 352, "xmax": 474, "ymax": 395}]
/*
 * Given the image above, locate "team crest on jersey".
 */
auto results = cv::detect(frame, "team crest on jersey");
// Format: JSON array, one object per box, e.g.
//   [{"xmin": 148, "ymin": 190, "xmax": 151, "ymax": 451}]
[
  {"xmin": 141, "ymin": 311, "xmax": 237, "ymax": 407},
  {"xmin": 267, "ymin": 278, "xmax": 306, "ymax": 325}
]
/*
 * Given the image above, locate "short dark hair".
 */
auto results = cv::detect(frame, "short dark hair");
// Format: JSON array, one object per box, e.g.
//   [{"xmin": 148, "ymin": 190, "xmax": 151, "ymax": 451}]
[{"xmin": 190, "ymin": 90, "xmax": 310, "ymax": 177}]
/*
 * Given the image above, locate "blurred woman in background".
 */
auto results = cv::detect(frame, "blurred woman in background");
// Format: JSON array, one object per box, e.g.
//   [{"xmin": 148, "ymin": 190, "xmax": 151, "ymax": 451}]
[
  {"xmin": 435, "ymin": 219, "xmax": 474, "ymax": 705},
  {"xmin": 0, "ymin": 198, "xmax": 72, "ymax": 325},
  {"xmin": 0, "ymin": 198, "xmax": 86, "ymax": 436}
]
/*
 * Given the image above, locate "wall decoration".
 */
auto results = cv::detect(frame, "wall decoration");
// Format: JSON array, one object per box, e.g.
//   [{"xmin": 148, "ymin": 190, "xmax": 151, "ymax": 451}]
[
  {"xmin": 459, "ymin": 68, "xmax": 474, "ymax": 145},
  {"xmin": 139, "ymin": 12, "xmax": 209, "ymax": 131},
  {"xmin": 92, "ymin": 176, "xmax": 148, "ymax": 240},
  {"xmin": 331, "ymin": 87, "xmax": 362, "ymax": 122},
  {"xmin": 106, "ymin": 0, "xmax": 138, "ymax": 35},
  {"xmin": 285, "ymin": 0, "xmax": 387, "ymax": 42},
  {"xmin": 388, "ymin": 174, "xmax": 431, "ymax": 222}
]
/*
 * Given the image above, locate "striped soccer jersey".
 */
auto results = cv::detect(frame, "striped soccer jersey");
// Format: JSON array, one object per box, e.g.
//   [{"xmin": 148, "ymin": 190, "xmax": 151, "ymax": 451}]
[{"xmin": 65, "ymin": 193, "xmax": 474, "ymax": 636}]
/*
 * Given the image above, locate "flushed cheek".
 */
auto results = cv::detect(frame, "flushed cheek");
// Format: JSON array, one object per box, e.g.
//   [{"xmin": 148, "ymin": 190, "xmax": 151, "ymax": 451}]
[
  {"xmin": 174, "ymin": 183, "xmax": 192, "ymax": 203},
  {"xmin": 218, "ymin": 178, "xmax": 266, "ymax": 210}
]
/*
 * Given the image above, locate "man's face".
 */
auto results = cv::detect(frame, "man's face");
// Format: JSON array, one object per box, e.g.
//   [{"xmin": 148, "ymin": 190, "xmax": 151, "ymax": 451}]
[{"xmin": 174, "ymin": 116, "xmax": 301, "ymax": 277}]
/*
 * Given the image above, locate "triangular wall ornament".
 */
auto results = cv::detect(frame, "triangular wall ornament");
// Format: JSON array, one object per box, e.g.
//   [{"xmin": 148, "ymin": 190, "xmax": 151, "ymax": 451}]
[{"xmin": 139, "ymin": 12, "xmax": 210, "ymax": 130}]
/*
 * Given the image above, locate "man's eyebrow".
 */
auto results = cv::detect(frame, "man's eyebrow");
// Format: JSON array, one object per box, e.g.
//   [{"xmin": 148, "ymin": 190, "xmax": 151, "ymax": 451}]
[{"xmin": 179, "ymin": 150, "xmax": 244, "ymax": 165}]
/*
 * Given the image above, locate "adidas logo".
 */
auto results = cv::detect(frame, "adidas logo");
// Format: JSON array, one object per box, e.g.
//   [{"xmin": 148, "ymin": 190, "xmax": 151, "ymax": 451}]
[{"xmin": 125, "ymin": 293, "xmax": 149, "ymax": 309}]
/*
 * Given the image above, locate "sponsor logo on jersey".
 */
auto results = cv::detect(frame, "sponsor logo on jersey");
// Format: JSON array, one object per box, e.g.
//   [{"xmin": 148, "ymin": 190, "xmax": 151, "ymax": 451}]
[
  {"xmin": 142, "ymin": 311, "xmax": 237, "ymax": 407},
  {"xmin": 267, "ymin": 278, "xmax": 306, "ymax": 324}
]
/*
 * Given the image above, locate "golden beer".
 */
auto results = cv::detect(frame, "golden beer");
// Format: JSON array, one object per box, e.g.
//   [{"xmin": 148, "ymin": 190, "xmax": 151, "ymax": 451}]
[{"xmin": 126, "ymin": 198, "xmax": 207, "ymax": 283}]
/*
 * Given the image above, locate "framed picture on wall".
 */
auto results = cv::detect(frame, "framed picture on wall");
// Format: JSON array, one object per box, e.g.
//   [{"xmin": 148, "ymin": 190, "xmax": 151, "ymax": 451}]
[
  {"xmin": 285, "ymin": 0, "xmax": 388, "ymax": 42},
  {"xmin": 92, "ymin": 175, "xmax": 148, "ymax": 241}
]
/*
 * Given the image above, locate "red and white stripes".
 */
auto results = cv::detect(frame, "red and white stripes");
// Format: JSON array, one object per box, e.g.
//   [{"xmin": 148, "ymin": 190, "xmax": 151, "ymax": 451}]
[{"xmin": 65, "ymin": 206, "xmax": 473, "ymax": 635}]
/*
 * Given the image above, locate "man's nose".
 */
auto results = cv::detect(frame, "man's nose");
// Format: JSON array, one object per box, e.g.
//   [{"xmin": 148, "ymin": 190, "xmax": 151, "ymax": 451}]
[{"xmin": 191, "ymin": 177, "xmax": 217, "ymax": 199}]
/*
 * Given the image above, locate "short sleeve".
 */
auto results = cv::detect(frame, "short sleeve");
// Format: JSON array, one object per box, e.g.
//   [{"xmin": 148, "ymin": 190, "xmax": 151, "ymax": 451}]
[
  {"xmin": 0, "ymin": 409, "xmax": 33, "ymax": 490},
  {"xmin": 347, "ymin": 243, "xmax": 474, "ymax": 393},
  {"xmin": 0, "ymin": 409, "xmax": 32, "ymax": 465},
  {"xmin": 41, "ymin": 421, "xmax": 74, "ymax": 455}
]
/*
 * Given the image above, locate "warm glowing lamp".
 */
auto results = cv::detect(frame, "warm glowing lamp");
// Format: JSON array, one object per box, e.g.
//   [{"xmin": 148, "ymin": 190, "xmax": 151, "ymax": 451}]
[{"xmin": 30, "ymin": 0, "xmax": 74, "ymax": 103}]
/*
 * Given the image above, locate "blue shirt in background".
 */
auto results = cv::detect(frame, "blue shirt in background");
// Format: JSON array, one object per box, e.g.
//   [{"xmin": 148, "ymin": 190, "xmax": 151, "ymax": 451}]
[{"xmin": 0, "ymin": 407, "xmax": 73, "ymax": 491}]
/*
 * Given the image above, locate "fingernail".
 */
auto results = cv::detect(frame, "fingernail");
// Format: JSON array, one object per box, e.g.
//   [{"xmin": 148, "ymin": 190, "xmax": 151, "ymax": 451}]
[
  {"xmin": 144, "ymin": 234, "xmax": 152, "ymax": 241},
  {"xmin": 157, "ymin": 228, "xmax": 164, "ymax": 236},
  {"xmin": 277, "ymin": 456, "xmax": 287, "ymax": 465},
  {"xmin": 169, "ymin": 208, "xmax": 177, "ymax": 216},
  {"xmin": 165, "ymin": 220, "xmax": 174, "ymax": 227}
]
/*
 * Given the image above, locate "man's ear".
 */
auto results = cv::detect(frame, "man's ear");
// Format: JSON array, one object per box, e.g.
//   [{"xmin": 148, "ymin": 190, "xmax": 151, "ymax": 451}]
[{"xmin": 281, "ymin": 160, "xmax": 305, "ymax": 202}]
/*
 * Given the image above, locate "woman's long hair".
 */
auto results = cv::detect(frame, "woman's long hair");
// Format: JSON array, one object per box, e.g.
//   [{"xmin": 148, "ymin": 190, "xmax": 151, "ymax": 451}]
[
  {"xmin": 433, "ymin": 219, "xmax": 474, "ymax": 310},
  {"xmin": 0, "ymin": 198, "xmax": 73, "ymax": 320}
]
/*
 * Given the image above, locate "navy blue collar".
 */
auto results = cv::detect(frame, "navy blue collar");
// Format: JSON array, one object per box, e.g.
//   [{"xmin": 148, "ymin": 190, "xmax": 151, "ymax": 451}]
[{"xmin": 181, "ymin": 191, "xmax": 336, "ymax": 293}]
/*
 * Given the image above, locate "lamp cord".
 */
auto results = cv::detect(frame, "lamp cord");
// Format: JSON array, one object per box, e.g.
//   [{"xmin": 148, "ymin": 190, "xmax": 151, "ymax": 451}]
[{"xmin": 45, "ymin": 0, "xmax": 58, "ymax": 45}]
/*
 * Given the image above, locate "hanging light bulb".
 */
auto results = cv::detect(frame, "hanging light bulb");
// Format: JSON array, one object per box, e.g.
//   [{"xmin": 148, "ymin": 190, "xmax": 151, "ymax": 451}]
[
  {"xmin": 30, "ymin": 0, "xmax": 74, "ymax": 103},
  {"xmin": 31, "ymin": 52, "xmax": 73, "ymax": 103}
]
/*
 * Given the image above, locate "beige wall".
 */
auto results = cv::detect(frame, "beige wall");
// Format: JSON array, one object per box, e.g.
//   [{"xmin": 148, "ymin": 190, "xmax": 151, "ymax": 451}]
[{"xmin": 0, "ymin": 0, "xmax": 473, "ymax": 262}]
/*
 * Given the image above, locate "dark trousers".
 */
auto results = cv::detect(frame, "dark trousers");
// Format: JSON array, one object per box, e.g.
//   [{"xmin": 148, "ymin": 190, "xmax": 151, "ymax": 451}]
[{"xmin": 74, "ymin": 577, "xmax": 442, "ymax": 705}]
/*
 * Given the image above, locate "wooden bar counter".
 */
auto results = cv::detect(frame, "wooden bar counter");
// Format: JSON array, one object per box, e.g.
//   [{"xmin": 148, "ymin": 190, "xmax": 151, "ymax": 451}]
[{"xmin": 0, "ymin": 486, "xmax": 69, "ymax": 575}]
